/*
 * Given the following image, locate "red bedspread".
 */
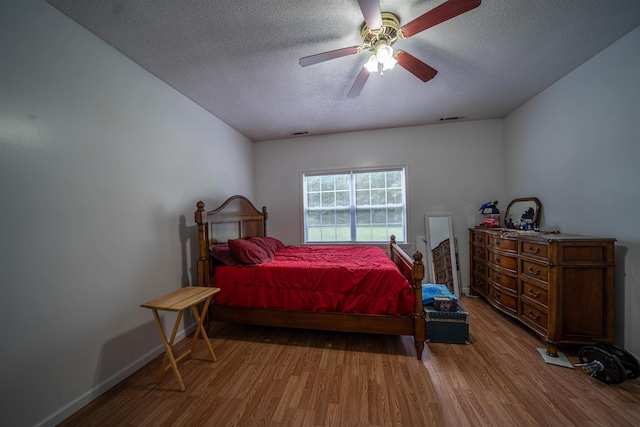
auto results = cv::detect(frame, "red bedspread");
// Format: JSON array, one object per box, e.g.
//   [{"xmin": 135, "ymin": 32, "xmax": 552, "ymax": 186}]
[{"xmin": 211, "ymin": 245, "xmax": 414, "ymax": 316}]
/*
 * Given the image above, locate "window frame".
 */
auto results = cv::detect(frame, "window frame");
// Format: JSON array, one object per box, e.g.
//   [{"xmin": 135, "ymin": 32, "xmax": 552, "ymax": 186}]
[{"xmin": 300, "ymin": 165, "xmax": 409, "ymax": 244}]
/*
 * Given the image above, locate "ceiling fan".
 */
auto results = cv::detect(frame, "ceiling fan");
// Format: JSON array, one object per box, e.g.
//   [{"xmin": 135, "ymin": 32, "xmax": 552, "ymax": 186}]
[{"xmin": 299, "ymin": 0, "xmax": 481, "ymax": 97}]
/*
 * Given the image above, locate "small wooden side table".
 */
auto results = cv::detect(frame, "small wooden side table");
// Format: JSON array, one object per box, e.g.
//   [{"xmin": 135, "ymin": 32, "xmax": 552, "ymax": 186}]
[{"xmin": 141, "ymin": 286, "xmax": 220, "ymax": 391}]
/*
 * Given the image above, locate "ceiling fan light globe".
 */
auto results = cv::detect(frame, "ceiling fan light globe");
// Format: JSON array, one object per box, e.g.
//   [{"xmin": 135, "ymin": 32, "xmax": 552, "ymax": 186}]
[
  {"xmin": 364, "ymin": 54, "xmax": 379, "ymax": 73},
  {"xmin": 382, "ymin": 57, "xmax": 397, "ymax": 71},
  {"xmin": 376, "ymin": 45, "xmax": 394, "ymax": 63}
]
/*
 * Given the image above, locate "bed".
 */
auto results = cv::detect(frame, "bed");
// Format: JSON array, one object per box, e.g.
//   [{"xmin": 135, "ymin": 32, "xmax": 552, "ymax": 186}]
[{"xmin": 195, "ymin": 195, "xmax": 426, "ymax": 359}]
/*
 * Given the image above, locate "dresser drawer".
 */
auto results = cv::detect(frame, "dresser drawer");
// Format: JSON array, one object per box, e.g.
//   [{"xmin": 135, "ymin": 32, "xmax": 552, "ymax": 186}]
[
  {"xmin": 520, "ymin": 258, "xmax": 549, "ymax": 282},
  {"xmin": 519, "ymin": 239, "xmax": 549, "ymax": 259},
  {"xmin": 472, "ymin": 232, "xmax": 487, "ymax": 245},
  {"xmin": 489, "ymin": 266, "xmax": 517, "ymax": 291},
  {"xmin": 489, "ymin": 251, "xmax": 518, "ymax": 271},
  {"xmin": 472, "ymin": 259, "xmax": 487, "ymax": 276},
  {"xmin": 436, "ymin": 269, "xmax": 450, "ymax": 283},
  {"xmin": 443, "ymin": 253, "xmax": 451, "ymax": 268},
  {"xmin": 432, "ymin": 245, "xmax": 443, "ymax": 259},
  {"xmin": 555, "ymin": 241, "xmax": 614, "ymax": 264},
  {"xmin": 520, "ymin": 279, "xmax": 549, "ymax": 307},
  {"xmin": 490, "ymin": 284, "xmax": 518, "ymax": 313},
  {"xmin": 520, "ymin": 301, "xmax": 548, "ymax": 332},
  {"xmin": 472, "ymin": 271, "xmax": 488, "ymax": 295},
  {"xmin": 488, "ymin": 236, "xmax": 517, "ymax": 252},
  {"xmin": 472, "ymin": 245, "xmax": 487, "ymax": 259}
]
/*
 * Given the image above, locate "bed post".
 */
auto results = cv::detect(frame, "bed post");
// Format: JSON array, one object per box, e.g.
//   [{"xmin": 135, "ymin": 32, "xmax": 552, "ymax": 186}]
[
  {"xmin": 412, "ymin": 252, "xmax": 426, "ymax": 360},
  {"xmin": 195, "ymin": 201, "xmax": 210, "ymax": 288},
  {"xmin": 390, "ymin": 236, "xmax": 426, "ymax": 359},
  {"xmin": 262, "ymin": 206, "xmax": 268, "ymax": 236}
]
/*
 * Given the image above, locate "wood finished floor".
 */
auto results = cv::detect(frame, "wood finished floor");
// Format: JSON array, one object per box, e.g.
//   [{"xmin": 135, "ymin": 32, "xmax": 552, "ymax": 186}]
[{"xmin": 60, "ymin": 296, "xmax": 640, "ymax": 426}]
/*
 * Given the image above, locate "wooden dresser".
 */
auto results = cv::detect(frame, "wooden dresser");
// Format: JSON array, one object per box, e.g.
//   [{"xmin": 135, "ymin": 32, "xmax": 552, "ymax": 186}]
[{"xmin": 469, "ymin": 228, "xmax": 615, "ymax": 356}]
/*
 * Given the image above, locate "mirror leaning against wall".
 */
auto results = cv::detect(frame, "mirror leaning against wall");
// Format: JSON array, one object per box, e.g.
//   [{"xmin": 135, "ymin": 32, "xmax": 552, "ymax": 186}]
[
  {"xmin": 504, "ymin": 197, "xmax": 541, "ymax": 229},
  {"xmin": 424, "ymin": 212, "xmax": 460, "ymax": 297}
]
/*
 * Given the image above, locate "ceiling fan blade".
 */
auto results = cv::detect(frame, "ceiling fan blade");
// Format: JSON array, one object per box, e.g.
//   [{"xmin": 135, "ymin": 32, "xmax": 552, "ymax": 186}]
[
  {"xmin": 400, "ymin": 0, "xmax": 481, "ymax": 38},
  {"xmin": 347, "ymin": 67, "xmax": 370, "ymax": 98},
  {"xmin": 357, "ymin": 0, "xmax": 382, "ymax": 30},
  {"xmin": 395, "ymin": 51, "xmax": 438, "ymax": 82},
  {"xmin": 299, "ymin": 46, "xmax": 362, "ymax": 67}
]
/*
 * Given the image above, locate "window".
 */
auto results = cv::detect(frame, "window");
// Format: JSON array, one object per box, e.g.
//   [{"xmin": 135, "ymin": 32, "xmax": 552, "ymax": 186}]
[{"xmin": 302, "ymin": 167, "xmax": 407, "ymax": 243}]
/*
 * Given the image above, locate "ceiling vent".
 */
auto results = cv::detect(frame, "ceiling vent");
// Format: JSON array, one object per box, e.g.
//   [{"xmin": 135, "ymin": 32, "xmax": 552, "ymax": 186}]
[{"xmin": 288, "ymin": 131, "xmax": 309, "ymax": 137}]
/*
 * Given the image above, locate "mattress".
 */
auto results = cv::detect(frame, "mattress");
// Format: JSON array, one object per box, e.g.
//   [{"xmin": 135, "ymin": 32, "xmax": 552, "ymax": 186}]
[{"xmin": 211, "ymin": 245, "xmax": 414, "ymax": 316}]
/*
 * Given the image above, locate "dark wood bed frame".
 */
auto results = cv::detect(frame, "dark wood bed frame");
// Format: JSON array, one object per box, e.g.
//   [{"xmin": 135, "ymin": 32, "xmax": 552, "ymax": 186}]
[{"xmin": 195, "ymin": 195, "xmax": 426, "ymax": 359}]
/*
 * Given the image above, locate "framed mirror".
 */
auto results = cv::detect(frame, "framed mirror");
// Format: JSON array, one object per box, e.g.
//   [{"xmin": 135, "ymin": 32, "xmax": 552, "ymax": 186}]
[
  {"xmin": 505, "ymin": 197, "xmax": 541, "ymax": 229},
  {"xmin": 424, "ymin": 212, "xmax": 460, "ymax": 297}
]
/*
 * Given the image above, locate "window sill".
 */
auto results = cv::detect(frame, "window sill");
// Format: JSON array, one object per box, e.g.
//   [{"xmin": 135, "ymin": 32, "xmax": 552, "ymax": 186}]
[{"xmin": 301, "ymin": 241, "xmax": 410, "ymax": 251}]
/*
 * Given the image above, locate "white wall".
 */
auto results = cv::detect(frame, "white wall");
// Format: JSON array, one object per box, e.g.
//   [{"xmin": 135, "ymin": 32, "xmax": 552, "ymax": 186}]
[
  {"xmin": 255, "ymin": 120, "xmax": 506, "ymax": 292},
  {"xmin": 504, "ymin": 26, "xmax": 640, "ymax": 357},
  {"xmin": 0, "ymin": 1, "xmax": 254, "ymax": 426},
  {"xmin": 4, "ymin": 2, "xmax": 636, "ymax": 424}
]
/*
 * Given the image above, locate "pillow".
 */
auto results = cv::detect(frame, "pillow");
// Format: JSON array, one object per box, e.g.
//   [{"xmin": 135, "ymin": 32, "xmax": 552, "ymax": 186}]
[
  {"xmin": 421, "ymin": 284, "xmax": 458, "ymax": 305},
  {"xmin": 262, "ymin": 236, "xmax": 285, "ymax": 252},
  {"xmin": 249, "ymin": 237, "xmax": 275, "ymax": 257},
  {"xmin": 208, "ymin": 244, "xmax": 238, "ymax": 266},
  {"xmin": 228, "ymin": 238, "xmax": 273, "ymax": 265}
]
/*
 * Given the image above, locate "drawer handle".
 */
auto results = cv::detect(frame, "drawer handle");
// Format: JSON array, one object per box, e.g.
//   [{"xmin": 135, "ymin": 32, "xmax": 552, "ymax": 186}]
[
  {"xmin": 528, "ymin": 246, "xmax": 541, "ymax": 254},
  {"xmin": 528, "ymin": 288, "xmax": 541, "ymax": 298},
  {"xmin": 494, "ymin": 274, "xmax": 501, "ymax": 281},
  {"xmin": 495, "ymin": 292, "xmax": 501, "ymax": 299},
  {"xmin": 528, "ymin": 267, "xmax": 541, "ymax": 276},
  {"xmin": 495, "ymin": 255, "xmax": 501, "ymax": 262},
  {"xmin": 494, "ymin": 241, "xmax": 500, "ymax": 247},
  {"xmin": 476, "ymin": 250, "xmax": 483, "ymax": 256},
  {"xmin": 528, "ymin": 310, "xmax": 541, "ymax": 321}
]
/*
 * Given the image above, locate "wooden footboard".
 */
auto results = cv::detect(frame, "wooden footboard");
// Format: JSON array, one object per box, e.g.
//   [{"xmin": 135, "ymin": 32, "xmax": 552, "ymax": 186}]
[
  {"xmin": 195, "ymin": 196, "xmax": 426, "ymax": 359},
  {"xmin": 390, "ymin": 235, "xmax": 426, "ymax": 359}
]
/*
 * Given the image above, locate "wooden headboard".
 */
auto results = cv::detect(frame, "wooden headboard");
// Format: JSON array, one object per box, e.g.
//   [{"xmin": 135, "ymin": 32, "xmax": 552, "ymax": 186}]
[{"xmin": 195, "ymin": 195, "xmax": 268, "ymax": 287}]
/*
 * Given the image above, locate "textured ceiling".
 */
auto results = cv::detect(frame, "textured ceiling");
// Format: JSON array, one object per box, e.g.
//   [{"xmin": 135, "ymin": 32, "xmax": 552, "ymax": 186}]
[{"xmin": 45, "ymin": 0, "xmax": 640, "ymax": 142}]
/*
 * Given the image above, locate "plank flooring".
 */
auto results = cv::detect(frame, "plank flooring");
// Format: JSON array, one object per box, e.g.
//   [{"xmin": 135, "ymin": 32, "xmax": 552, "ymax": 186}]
[{"xmin": 59, "ymin": 296, "xmax": 640, "ymax": 426}]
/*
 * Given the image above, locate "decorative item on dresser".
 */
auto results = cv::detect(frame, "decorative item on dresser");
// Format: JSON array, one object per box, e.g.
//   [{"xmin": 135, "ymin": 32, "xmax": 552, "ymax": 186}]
[
  {"xmin": 469, "ymin": 198, "xmax": 615, "ymax": 357},
  {"xmin": 195, "ymin": 195, "xmax": 428, "ymax": 359}
]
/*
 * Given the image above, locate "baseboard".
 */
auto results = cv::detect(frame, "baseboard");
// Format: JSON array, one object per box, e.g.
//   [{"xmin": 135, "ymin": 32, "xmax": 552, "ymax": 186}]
[{"xmin": 36, "ymin": 323, "xmax": 197, "ymax": 427}]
